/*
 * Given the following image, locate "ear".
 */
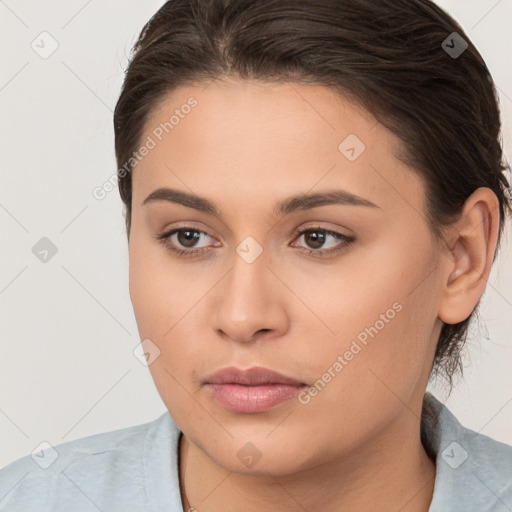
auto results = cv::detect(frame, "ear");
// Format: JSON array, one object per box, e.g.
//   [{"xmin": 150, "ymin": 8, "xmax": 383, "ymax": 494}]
[{"xmin": 438, "ymin": 187, "xmax": 501, "ymax": 325}]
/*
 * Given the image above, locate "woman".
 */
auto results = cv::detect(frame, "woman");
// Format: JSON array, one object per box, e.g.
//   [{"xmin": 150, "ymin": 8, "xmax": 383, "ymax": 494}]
[{"xmin": 1, "ymin": 0, "xmax": 511, "ymax": 510}]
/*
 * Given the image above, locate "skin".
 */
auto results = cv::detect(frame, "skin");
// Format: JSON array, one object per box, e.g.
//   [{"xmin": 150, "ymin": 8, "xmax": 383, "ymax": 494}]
[{"xmin": 127, "ymin": 78, "xmax": 500, "ymax": 512}]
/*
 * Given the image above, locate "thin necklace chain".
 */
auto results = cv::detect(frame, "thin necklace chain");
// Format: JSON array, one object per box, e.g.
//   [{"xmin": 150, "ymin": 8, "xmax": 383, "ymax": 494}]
[{"xmin": 179, "ymin": 433, "xmax": 192, "ymax": 511}]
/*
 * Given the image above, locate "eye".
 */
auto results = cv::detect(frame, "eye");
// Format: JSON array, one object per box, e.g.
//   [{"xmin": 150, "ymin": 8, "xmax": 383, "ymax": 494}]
[
  {"xmin": 290, "ymin": 226, "xmax": 354, "ymax": 257},
  {"xmin": 155, "ymin": 227, "xmax": 220, "ymax": 256},
  {"xmin": 155, "ymin": 225, "xmax": 354, "ymax": 258}
]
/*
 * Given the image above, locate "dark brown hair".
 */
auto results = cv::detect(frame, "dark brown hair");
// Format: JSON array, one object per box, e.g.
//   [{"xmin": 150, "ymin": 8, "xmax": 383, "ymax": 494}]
[{"xmin": 114, "ymin": 0, "xmax": 511, "ymax": 395}]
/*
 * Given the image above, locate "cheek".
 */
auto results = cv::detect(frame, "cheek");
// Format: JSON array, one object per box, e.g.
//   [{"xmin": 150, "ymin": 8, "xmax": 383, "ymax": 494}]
[
  {"xmin": 128, "ymin": 241, "xmax": 203, "ymax": 427},
  {"xmin": 128, "ymin": 232, "xmax": 192, "ymax": 335},
  {"xmin": 290, "ymin": 284, "xmax": 438, "ymax": 456},
  {"xmin": 297, "ymin": 239, "xmax": 438, "ymax": 394},
  {"xmin": 128, "ymin": 233, "xmax": 211, "ymax": 387}
]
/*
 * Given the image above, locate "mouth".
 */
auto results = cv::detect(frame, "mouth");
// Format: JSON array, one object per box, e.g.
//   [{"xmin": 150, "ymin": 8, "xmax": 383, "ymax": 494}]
[{"xmin": 203, "ymin": 366, "xmax": 307, "ymax": 413}]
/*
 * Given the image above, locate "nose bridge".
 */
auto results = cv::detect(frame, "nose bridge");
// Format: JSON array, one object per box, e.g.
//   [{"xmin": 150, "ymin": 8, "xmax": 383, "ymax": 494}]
[
  {"xmin": 213, "ymin": 240, "xmax": 287, "ymax": 342},
  {"xmin": 223, "ymin": 244, "xmax": 270, "ymax": 319}
]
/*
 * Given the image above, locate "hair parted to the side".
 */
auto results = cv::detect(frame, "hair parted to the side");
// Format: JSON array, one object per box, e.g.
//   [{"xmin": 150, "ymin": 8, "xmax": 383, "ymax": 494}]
[{"xmin": 113, "ymin": 0, "xmax": 511, "ymax": 396}]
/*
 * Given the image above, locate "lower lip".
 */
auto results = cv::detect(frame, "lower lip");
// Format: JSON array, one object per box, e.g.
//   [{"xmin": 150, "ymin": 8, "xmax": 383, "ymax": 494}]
[{"xmin": 205, "ymin": 383, "xmax": 306, "ymax": 413}]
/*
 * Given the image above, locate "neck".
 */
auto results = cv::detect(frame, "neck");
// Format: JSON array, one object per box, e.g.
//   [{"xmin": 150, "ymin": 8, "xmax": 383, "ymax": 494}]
[{"xmin": 178, "ymin": 409, "xmax": 436, "ymax": 512}]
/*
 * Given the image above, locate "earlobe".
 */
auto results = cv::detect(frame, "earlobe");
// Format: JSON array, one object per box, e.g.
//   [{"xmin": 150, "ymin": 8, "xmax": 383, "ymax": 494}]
[{"xmin": 438, "ymin": 187, "xmax": 500, "ymax": 325}]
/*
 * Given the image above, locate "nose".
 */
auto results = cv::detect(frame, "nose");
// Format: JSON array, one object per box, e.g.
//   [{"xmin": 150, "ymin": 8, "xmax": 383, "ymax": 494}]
[{"xmin": 212, "ymin": 249, "xmax": 289, "ymax": 344}]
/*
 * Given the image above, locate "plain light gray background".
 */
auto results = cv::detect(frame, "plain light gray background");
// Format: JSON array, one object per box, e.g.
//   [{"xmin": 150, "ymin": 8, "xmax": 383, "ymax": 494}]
[{"xmin": 1, "ymin": 0, "xmax": 511, "ymax": 468}]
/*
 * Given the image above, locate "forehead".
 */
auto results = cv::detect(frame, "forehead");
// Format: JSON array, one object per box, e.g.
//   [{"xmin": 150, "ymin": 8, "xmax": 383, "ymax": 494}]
[{"xmin": 132, "ymin": 79, "xmax": 426, "ymax": 219}]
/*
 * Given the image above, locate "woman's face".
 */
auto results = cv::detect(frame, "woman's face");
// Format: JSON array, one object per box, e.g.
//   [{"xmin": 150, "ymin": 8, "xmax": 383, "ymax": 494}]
[{"xmin": 128, "ymin": 79, "xmax": 448, "ymax": 474}]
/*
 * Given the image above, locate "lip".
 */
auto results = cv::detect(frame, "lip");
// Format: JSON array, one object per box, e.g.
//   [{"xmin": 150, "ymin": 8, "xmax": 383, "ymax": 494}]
[
  {"xmin": 204, "ymin": 366, "xmax": 305, "ymax": 386},
  {"xmin": 204, "ymin": 366, "xmax": 306, "ymax": 413}
]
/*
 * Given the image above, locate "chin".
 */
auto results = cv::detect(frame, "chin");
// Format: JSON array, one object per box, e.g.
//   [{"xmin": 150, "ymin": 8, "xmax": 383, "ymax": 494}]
[{"xmin": 194, "ymin": 431, "xmax": 320, "ymax": 477}]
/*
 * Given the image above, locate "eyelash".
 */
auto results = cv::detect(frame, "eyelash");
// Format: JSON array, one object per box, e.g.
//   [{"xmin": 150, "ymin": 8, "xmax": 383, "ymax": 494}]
[{"xmin": 155, "ymin": 225, "xmax": 355, "ymax": 258}]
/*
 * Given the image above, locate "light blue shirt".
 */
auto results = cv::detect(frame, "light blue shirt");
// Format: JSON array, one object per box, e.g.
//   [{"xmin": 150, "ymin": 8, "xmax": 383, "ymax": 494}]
[{"xmin": 1, "ymin": 393, "xmax": 511, "ymax": 511}]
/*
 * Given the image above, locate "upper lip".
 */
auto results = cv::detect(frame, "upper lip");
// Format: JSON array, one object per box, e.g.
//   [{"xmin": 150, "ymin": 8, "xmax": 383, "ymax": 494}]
[{"xmin": 204, "ymin": 366, "xmax": 305, "ymax": 386}]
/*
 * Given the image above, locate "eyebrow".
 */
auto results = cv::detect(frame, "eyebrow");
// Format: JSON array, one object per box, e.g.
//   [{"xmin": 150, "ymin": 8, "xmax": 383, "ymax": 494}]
[{"xmin": 142, "ymin": 187, "xmax": 380, "ymax": 217}]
